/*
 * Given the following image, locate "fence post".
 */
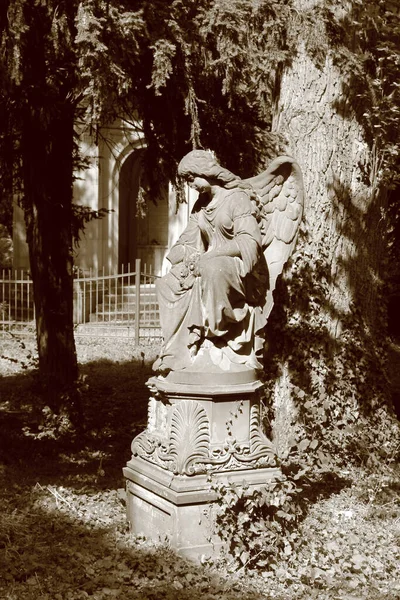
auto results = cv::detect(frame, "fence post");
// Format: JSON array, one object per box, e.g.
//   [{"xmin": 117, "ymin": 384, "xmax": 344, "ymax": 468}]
[{"xmin": 135, "ymin": 258, "xmax": 141, "ymax": 345}]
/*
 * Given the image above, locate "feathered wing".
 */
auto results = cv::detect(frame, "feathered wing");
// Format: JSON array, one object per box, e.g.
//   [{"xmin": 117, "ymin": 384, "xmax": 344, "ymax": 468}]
[{"xmin": 243, "ymin": 155, "xmax": 304, "ymax": 321}]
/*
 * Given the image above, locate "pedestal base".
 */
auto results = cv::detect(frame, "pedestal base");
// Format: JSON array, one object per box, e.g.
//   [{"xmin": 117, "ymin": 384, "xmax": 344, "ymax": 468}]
[
  {"xmin": 124, "ymin": 369, "xmax": 279, "ymax": 559},
  {"xmin": 124, "ymin": 456, "xmax": 280, "ymax": 559}
]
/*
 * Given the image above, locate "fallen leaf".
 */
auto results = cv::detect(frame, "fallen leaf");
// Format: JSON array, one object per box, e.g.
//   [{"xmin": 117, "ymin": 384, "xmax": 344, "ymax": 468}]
[{"xmin": 173, "ymin": 580, "xmax": 184, "ymax": 590}]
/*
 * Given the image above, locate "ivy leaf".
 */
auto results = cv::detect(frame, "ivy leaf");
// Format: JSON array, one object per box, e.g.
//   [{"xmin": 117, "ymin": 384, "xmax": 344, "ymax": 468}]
[{"xmin": 298, "ymin": 438, "xmax": 310, "ymax": 451}]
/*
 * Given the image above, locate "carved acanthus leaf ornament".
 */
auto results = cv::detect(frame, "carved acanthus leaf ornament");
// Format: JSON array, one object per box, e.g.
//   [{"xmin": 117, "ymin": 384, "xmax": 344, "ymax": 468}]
[{"xmin": 131, "ymin": 400, "xmax": 276, "ymax": 475}]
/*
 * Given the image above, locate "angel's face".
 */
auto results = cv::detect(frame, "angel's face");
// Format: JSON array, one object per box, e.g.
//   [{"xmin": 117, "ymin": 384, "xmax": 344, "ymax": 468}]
[{"xmin": 186, "ymin": 175, "xmax": 211, "ymax": 194}]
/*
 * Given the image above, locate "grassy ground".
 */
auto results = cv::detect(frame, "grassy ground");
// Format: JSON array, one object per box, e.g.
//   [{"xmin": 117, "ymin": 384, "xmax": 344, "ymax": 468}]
[{"xmin": 0, "ymin": 334, "xmax": 399, "ymax": 600}]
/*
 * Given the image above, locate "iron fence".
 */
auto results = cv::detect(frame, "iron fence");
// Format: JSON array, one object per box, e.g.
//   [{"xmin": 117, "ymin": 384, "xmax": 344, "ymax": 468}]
[
  {"xmin": 0, "ymin": 269, "xmax": 35, "ymax": 335},
  {"xmin": 0, "ymin": 259, "xmax": 162, "ymax": 343}
]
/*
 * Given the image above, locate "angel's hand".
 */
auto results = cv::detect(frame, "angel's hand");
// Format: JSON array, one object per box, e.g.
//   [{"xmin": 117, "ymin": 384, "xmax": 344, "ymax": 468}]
[
  {"xmin": 180, "ymin": 273, "xmax": 197, "ymax": 290},
  {"xmin": 177, "ymin": 250, "xmax": 202, "ymax": 285},
  {"xmin": 167, "ymin": 244, "xmax": 185, "ymax": 265}
]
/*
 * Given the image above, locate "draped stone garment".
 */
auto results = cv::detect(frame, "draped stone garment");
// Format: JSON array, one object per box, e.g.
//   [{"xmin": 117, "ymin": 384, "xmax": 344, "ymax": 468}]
[{"xmin": 154, "ymin": 188, "xmax": 268, "ymax": 373}]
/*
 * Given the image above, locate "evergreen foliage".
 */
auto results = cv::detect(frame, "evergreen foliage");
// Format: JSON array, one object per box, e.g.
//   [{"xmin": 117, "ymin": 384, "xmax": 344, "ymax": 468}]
[{"xmin": 1, "ymin": 1, "xmax": 399, "ymax": 212}]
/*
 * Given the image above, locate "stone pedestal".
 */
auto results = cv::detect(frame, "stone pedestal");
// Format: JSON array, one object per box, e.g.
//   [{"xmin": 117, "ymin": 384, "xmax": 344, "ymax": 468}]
[{"xmin": 124, "ymin": 356, "xmax": 279, "ymax": 559}]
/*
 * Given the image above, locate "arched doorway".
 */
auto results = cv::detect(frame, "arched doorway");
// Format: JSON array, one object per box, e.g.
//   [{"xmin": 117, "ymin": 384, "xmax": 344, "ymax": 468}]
[{"xmin": 118, "ymin": 150, "xmax": 169, "ymax": 274}]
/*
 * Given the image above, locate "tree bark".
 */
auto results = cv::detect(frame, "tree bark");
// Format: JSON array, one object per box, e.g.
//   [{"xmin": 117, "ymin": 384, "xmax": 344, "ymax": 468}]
[
  {"xmin": 20, "ymin": 4, "xmax": 78, "ymax": 413},
  {"xmin": 274, "ymin": 45, "xmax": 388, "ymax": 328},
  {"xmin": 267, "ymin": 32, "xmax": 392, "ymax": 453},
  {"xmin": 22, "ymin": 109, "xmax": 78, "ymax": 409}
]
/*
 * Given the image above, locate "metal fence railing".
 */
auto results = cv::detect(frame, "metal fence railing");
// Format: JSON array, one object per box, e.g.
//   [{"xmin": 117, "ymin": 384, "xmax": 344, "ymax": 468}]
[
  {"xmin": 0, "ymin": 259, "xmax": 162, "ymax": 343},
  {"xmin": 0, "ymin": 269, "xmax": 35, "ymax": 335}
]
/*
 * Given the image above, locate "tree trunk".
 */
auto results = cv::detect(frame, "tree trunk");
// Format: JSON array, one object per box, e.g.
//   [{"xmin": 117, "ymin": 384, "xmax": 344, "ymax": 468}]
[
  {"xmin": 22, "ymin": 106, "xmax": 78, "ymax": 411},
  {"xmin": 20, "ymin": 4, "xmax": 78, "ymax": 414},
  {"xmin": 267, "ymin": 33, "xmax": 392, "ymax": 456},
  {"xmin": 274, "ymin": 46, "xmax": 387, "ymax": 325}
]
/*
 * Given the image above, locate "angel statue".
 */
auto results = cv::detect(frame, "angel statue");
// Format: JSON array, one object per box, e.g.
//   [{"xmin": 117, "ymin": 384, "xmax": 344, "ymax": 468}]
[{"xmin": 153, "ymin": 150, "xmax": 304, "ymax": 375}]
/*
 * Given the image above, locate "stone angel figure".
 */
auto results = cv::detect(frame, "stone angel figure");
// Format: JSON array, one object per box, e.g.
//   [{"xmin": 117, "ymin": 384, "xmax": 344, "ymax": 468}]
[{"xmin": 153, "ymin": 150, "xmax": 304, "ymax": 375}]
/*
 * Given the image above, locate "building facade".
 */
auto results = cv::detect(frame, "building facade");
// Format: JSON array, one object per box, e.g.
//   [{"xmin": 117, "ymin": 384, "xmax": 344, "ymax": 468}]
[{"xmin": 12, "ymin": 120, "xmax": 195, "ymax": 276}]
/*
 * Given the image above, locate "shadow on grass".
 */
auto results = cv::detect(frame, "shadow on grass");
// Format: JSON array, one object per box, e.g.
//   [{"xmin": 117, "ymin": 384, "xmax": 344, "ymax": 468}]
[
  {"xmin": 1, "ymin": 356, "xmax": 272, "ymax": 597},
  {"xmin": 0, "ymin": 356, "xmax": 154, "ymax": 489},
  {"xmin": 0, "ymin": 356, "xmax": 261, "ymax": 599},
  {"xmin": 0, "ymin": 475, "xmax": 266, "ymax": 600},
  {"xmin": 0, "ymin": 351, "xmax": 351, "ymax": 567}
]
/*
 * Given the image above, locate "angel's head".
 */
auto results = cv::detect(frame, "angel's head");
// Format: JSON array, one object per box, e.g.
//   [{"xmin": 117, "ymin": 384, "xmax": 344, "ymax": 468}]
[{"xmin": 178, "ymin": 150, "xmax": 241, "ymax": 189}]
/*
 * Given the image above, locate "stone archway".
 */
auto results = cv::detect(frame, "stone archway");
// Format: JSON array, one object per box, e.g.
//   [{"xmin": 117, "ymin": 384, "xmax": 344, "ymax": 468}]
[
  {"xmin": 118, "ymin": 149, "xmax": 169, "ymax": 275},
  {"xmin": 118, "ymin": 149, "xmax": 141, "ymax": 271}
]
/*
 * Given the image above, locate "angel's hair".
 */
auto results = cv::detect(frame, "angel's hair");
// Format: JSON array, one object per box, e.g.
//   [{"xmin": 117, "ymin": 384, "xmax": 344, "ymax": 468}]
[{"xmin": 178, "ymin": 150, "xmax": 252, "ymax": 192}]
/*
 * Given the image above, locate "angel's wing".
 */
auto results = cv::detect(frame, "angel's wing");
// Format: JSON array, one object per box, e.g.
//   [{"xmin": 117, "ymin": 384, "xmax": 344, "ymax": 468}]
[{"xmin": 243, "ymin": 155, "xmax": 304, "ymax": 321}]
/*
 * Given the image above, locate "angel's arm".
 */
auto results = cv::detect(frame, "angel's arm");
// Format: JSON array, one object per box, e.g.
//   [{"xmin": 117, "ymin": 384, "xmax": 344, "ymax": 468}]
[{"xmin": 166, "ymin": 213, "xmax": 204, "ymax": 265}]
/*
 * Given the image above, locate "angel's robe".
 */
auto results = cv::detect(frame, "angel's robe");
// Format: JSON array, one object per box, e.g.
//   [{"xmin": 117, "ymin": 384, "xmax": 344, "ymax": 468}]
[{"xmin": 154, "ymin": 188, "xmax": 268, "ymax": 373}]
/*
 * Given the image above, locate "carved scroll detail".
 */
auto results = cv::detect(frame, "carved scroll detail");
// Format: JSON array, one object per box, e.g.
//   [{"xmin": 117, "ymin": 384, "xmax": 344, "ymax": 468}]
[
  {"xmin": 131, "ymin": 398, "xmax": 276, "ymax": 475},
  {"xmin": 194, "ymin": 403, "xmax": 276, "ymax": 472}
]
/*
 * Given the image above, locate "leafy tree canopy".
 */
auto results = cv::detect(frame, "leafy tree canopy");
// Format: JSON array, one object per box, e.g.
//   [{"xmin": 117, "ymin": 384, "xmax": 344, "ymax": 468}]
[{"xmin": 0, "ymin": 0, "xmax": 398, "ymax": 211}]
